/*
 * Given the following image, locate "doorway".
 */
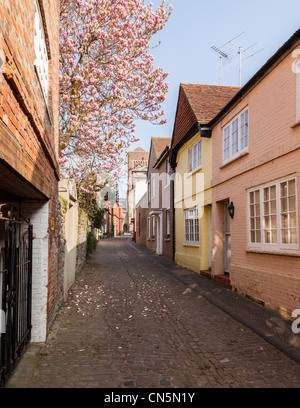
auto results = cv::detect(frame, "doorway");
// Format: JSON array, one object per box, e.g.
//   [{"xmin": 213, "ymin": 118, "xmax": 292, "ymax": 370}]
[{"xmin": 224, "ymin": 202, "xmax": 231, "ymax": 274}]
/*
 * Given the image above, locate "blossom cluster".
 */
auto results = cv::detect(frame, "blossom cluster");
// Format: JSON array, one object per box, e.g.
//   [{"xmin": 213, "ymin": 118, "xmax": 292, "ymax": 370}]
[{"xmin": 59, "ymin": 0, "xmax": 172, "ymax": 194}]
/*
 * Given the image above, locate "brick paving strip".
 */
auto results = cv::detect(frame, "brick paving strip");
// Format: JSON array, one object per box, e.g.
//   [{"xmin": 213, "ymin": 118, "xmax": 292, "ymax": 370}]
[{"xmin": 6, "ymin": 237, "xmax": 300, "ymax": 388}]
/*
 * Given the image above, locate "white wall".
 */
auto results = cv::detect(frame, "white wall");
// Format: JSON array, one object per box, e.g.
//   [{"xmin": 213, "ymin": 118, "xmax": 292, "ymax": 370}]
[{"xmin": 22, "ymin": 200, "xmax": 49, "ymax": 342}]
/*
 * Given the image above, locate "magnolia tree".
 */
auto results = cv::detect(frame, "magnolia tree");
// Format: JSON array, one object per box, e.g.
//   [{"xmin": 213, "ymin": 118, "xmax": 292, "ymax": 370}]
[{"xmin": 59, "ymin": 0, "xmax": 172, "ymax": 207}]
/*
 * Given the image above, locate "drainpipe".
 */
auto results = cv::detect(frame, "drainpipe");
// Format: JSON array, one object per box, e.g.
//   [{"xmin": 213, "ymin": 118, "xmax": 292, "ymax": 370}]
[{"xmin": 171, "ymin": 168, "xmax": 175, "ymax": 261}]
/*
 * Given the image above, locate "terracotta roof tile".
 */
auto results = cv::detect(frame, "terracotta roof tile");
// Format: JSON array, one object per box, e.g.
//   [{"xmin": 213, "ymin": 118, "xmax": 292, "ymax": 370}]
[
  {"xmin": 151, "ymin": 137, "xmax": 172, "ymax": 158},
  {"xmin": 181, "ymin": 84, "xmax": 240, "ymax": 123},
  {"xmin": 172, "ymin": 84, "xmax": 240, "ymax": 150}
]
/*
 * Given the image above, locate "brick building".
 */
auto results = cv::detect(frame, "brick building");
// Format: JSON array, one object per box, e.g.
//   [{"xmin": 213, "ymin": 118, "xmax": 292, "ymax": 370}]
[
  {"xmin": 104, "ymin": 202, "xmax": 124, "ymax": 237},
  {"xmin": 0, "ymin": 0, "xmax": 60, "ymax": 385},
  {"xmin": 135, "ymin": 137, "xmax": 173, "ymax": 260},
  {"xmin": 125, "ymin": 147, "xmax": 148, "ymax": 234},
  {"xmin": 202, "ymin": 29, "xmax": 300, "ymax": 317}
]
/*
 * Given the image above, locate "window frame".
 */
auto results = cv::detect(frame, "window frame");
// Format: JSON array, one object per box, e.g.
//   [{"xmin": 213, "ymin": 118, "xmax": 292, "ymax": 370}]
[
  {"xmin": 166, "ymin": 209, "xmax": 170, "ymax": 237},
  {"xmin": 34, "ymin": 0, "xmax": 49, "ymax": 104},
  {"xmin": 248, "ymin": 177, "xmax": 299, "ymax": 252},
  {"xmin": 152, "ymin": 216, "xmax": 156, "ymax": 238},
  {"xmin": 296, "ymin": 55, "xmax": 300, "ymax": 122},
  {"xmin": 147, "ymin": 181, "xmax": 151, "ymax": 202},
  {"xmin": 148, "ymin": 217, "xmax": 151, "ymax": 239},
  {"xmin": 184, "ymin": 207, "xmax": 199, "ymax": 246},
  {"xmin": 188, "ymin": 139, "xmax": 202, "ymax": 173},
  {"xmin": 222, "ymin": 107, "xmax": 249, "ymax": 165},
  {"xmin": 151, "ymin": 174, "xmax": 156, "ymax": 199}
]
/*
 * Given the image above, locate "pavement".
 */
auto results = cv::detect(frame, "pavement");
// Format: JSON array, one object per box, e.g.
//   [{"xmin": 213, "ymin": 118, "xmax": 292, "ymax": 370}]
[{"xmin": 5, "ymin": 236, "xmax": 300, "ymax": 388}]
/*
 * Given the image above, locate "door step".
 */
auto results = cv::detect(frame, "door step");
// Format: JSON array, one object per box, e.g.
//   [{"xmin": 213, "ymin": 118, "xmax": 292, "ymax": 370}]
[
  {"xmin": 200, "ymin": 270, "xmax": 212, "ymax": 280},
  {"xmin": 214, "ymin": 274, "xmax": 232, "ymax": 289}
]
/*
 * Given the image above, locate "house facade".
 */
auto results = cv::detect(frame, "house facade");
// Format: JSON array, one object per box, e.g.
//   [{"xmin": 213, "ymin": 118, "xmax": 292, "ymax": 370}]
[
  {"xmin": 125, "ymin": 147, "xmax": 148, "ymax": 234},
  {"xmin": 206, "ymin": 29, "xmax": 300, "ymax": 317},
  {"xmin": 103, "ymin": 202, "xmax": 124, "ymax": 237},
  {"xmin": 0, "ymin": 0, "xmax": 60, "ymax": 386},
  {"xmin": 170, "ymin": 84, "xmax": 239, "ymax": 274},
  {"xmin": 135, "ymin": 137, "xmax": 173, "ymax": 260}
]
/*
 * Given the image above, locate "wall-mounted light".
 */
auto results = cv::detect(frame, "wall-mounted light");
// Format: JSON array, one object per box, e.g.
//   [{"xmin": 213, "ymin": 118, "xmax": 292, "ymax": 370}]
[{"xmin": 228, "ymin": 201, "xmax": 235, "ymax": 219}]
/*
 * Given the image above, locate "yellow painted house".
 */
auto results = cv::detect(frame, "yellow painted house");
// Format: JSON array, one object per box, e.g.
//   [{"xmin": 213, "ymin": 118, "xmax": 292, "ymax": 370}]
[{"xmin": 170, "ymin": 84, "xmax": 240, "ymax": 274}]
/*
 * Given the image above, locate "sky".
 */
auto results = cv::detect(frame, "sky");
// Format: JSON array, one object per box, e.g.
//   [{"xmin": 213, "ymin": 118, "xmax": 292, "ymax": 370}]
[{"xmin": 119, "ymin": 0, "xmax": 300, "ymax": 198}]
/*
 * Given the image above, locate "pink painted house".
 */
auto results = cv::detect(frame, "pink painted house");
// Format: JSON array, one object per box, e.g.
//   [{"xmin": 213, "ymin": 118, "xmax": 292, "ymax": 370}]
[{"xmin": 200, "ymin": 29, "xmax": 300, "ymax": 318}]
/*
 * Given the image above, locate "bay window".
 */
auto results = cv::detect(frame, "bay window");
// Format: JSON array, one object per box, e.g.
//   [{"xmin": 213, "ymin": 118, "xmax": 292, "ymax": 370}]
[{"xmin": 248, "ymin": 177, "xmax": 298, "ymax": 251}]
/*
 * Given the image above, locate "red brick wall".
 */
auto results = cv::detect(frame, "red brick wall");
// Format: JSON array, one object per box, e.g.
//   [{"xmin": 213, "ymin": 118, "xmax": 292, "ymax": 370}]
[{"xmin": 0, "ymin": 0, "xmax": 61, "ymax": 329}]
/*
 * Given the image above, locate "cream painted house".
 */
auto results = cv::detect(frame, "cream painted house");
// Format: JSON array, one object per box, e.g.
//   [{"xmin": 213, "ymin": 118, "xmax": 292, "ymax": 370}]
[{"xmin": 170, "ymin": 84, "xmax": 240, "ymax": 274}]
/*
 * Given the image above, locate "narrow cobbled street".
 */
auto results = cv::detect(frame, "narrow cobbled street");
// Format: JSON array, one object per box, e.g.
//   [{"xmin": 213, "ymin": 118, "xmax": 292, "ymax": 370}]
[{"xmin": 7, "ymin": 237, "xmax": 300, "ymax": 388}]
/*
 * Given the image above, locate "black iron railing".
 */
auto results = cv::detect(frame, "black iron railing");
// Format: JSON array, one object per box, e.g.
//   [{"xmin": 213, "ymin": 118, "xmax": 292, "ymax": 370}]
[{"xmin": 0, "ymin": 211, "xmax": 33, "ymax": 388}]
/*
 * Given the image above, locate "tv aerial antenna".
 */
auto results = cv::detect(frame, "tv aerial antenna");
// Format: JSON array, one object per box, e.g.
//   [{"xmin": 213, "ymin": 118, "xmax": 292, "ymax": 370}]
[{"xmin": 211, "ymin": 32, "xmax": 263, "ymax": 86}]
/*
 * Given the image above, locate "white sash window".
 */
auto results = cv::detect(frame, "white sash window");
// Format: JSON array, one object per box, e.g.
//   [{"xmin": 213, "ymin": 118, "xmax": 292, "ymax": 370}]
[{"xmin": 34, "ymin": 0, "xmax": 49, "ymax": 103}]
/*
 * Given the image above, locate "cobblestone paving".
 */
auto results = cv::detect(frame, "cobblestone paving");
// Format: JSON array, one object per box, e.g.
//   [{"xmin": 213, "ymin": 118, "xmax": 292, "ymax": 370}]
[{"xmin": 7, "ymin": 237, "xmax": 300, "ymax": 388}]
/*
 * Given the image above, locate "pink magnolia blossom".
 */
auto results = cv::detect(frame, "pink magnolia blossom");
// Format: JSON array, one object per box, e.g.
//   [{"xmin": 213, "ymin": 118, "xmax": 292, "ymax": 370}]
[{"xmin": 59, "ymin": 0, "xmax": 172, "ymax": 197}]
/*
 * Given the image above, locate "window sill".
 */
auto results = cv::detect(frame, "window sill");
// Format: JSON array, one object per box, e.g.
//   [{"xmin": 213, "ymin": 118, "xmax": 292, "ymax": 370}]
[
  {"xmin": 291, "ymin": 120, "xmax": 300, "ymax": 129},
  {"xmin": 247, "ymin": 248, "xmax": 300, "ymax": 257},
  {"xmin": 164, "ymin": 238, "xmax": 171, "ymax": 242},
  {"xmin": 187, "ymin": 166, "xmax": 202, "ymax": 177},
  {"xmin": 184, "ymin": 243, "xmax": 199, "ymax": 248},
  {"xmin": 220, "ymin": 150, "xmax": 249, "ymax": 169}
]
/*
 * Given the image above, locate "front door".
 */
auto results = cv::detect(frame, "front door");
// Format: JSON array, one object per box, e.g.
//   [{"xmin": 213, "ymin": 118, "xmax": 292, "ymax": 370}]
[
  {"xmin": 208, "ymin": 206, "xmax": 212, "ymax": 269},
  {"xmin": 156, "ymin": 214, "xmax": 163, "ymax": 255},
  {"xmin": 224, "ymin": 202, "xmax": 231, "ymax": 274}
]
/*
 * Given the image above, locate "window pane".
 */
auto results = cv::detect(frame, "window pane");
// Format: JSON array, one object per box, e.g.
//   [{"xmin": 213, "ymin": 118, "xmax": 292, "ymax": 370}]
[
  {"xmin": 255, "ymin": 190, "xmax": 260, "ymax": 203},
  {"xmin": 271, "ymin": 215, "xmax": 277, "ymax": 228},
  {"xmin": 264, "ymin": 216, "xmax": 270, "ymax": 229},
  {"xmin": 290, "ymin": 212, "xmax": 296, "ymax": 228},
  {"xmin": 255, "ymin": 203, "xmax": 260, "ymax": 216},
  {"xmin": 289, "ymin": 179, "xmax": 296, "ymax": 196},
  {"xmin": 281, "ymin": 182, "xmax": 287, "ymax": 198},
  {"xmin": 264, "ymin": 202, "xmax": 269, "ymax": 215},
  {"xmin": 198, "ymin": 141, "xmax": 202, "ymax": 167},
  {"xmin": 264, "ymin": 188, "xmax": 269, "ymax": 201},
  {"xmin": 256, "ymin": 230, "xmax": 261, "ymax": 243},
  {"xmin": 250, "ymin": 218, "xmax": 255, "ymax": 229},
  {"xmin": 265, "ymin": 230, "xmax": 271, "ymax": 243},
  {"xmin": 270, "ymin": 200, "xmax": 276, "ymax": 214},
  {"xmin": 281, "ymin": 198, "xmax": 287, "ymax": 212},
  {"xmin": 290, "ymin": 229, "xmax": 297, "ymax": 244},
  {"xmin": 193, "ymin": 145, "xmax": 197, "ymax": 169},
  {"xmin": 251, "ymin": 231, "xmax": 255, "ymax": 242},
  {"xmin": 256, "ymin": 217, "xmax": 261, "ymax": 229},
  {"xmin": 271, "ymin": 230, "xmax": 277, "ymax": 243},
  {"xmin": 289, "ymin": 196, "xmax": 296, "ymax": 211},
  {"xmin": 232, "ymin": 119, "xmax": 239, "ymax": 155},
  {"xmin": 281, "ymin": 214, "xmax": 288, "ymax": 228},
  {"xmin": 250, "ymin": 205, "xmax": 254, "ymax": 217},
  {"xmin": 250, "ymin": 192, "xmax": 254, "ymax": 204},
  {"xmin": 270, "ymin": 185, "xmax": 276, "ymax": 200},
  {"xmin": 281, "ymin": 229, "xmax": 288, "ymax": 244}
]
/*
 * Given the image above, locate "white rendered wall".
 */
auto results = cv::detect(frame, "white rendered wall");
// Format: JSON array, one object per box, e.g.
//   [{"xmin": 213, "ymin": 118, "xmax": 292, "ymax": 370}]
[{"xmin": 22, "ymin": 200, "xmax": 49, "ymax": 342}]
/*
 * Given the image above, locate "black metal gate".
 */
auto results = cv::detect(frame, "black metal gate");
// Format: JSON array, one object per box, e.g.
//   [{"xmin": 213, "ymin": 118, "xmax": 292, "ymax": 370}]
[{"xmin": 0, "ymin": 204, "xmax": 33, "ymax": 388}]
